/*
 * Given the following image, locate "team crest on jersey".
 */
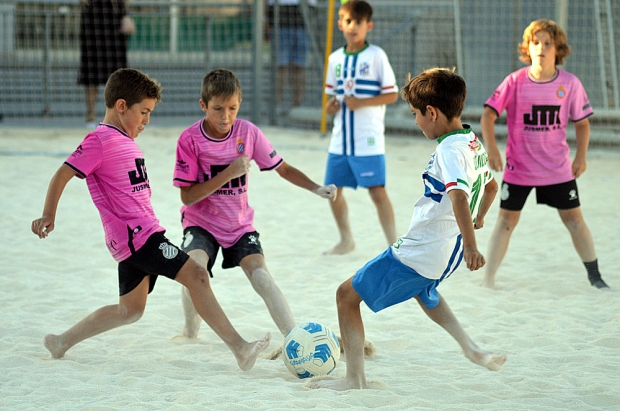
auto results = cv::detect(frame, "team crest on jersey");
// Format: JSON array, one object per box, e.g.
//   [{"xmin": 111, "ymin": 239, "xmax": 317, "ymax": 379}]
[
  {"xmin": 468, "ymin": 137, "xmax": 480, "ymax": 151},
  {"xmin": 345, "ymin": 79, "xmax": 354, "ymax": 94},
  {"xmin": 556, "ymin": 85, "xmax": 566, "ymax": 99},
  {"xmin": 236, "ymin": 138, "xmax": 245, "ymax": 154},
  {"xmin": 159, "ymin": 242, "xmax": 179, "ymax": 259},
  {"xmin": 359, "ymin": 62, "xmax": 369, "ymax": 76}
]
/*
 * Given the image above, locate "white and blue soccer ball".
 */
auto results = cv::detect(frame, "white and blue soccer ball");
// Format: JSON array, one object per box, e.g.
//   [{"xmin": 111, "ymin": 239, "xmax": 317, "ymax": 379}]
[{"xmin": 283, "ymin": 322, "xmax": 341, "ymax": 379}]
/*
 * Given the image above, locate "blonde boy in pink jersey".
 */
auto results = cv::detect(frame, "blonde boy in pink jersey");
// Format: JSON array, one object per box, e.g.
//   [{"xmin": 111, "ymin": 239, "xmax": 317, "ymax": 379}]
[
  {"xmin": 173, "ymin": 68, "xmax": 336, "ymax": 340},
  {"xmin": 481, "ymin": 19, "xmax": 609, "ymax": 290},
  {"xmin": 32, "ymin": 68, "xmax": 271, "ymax": 369}
]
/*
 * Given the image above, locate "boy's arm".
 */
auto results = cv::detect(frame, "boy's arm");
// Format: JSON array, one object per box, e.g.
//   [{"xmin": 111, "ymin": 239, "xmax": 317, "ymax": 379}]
[
  {"xmin": 275, "ymin": 161, "xmax": 336, "ymax": 201},
  {"xmin": 31, "ymin": 164, "xmax": 76, "ymax": 239},
  {"xmin": 473, "ymin": 178, "xmax": 498, "ymax": 230},
  {"xmin": 480, "ymin": 106, "xmax": 503, "ymax": 172},
  {"xmin": 180, "ymin": 155, "xmax": 250, "ymax": 206},
  {"xmin": 448, "ymin": 189, "xmax": 485, "ymax": 271},
  {"xmin": 572, "ymin": 118, "xmax": 590, "ymax": 178},
  {"xmin": 343, "ymin": 92, "xmax": 398, "ymax": 111}
]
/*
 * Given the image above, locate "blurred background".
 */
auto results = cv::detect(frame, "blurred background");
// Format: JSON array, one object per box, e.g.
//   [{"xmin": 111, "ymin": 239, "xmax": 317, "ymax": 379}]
[{"xmin": 1, "ymin": 0, "xmax": 619, "ymax": 143}]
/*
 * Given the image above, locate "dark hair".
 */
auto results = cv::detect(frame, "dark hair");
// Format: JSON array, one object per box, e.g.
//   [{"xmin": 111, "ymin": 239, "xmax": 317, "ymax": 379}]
[
  {"xmin": 339, "ymin": 0, "xmax": 373, "ymax": 21},
  {"xmin": 518, "ymin": 19, "xmax": 571, "ymax": 65},
  {"xmin": 104, "ymin": 68, "xmax": 162, "ymax": 108},
  {"xmin": 201, "ymin": 68, "xmax": 242, "ymax": 105},
  {"xmin": 400, "ymin": 67, "xmax": 466, "ymax": 121}
]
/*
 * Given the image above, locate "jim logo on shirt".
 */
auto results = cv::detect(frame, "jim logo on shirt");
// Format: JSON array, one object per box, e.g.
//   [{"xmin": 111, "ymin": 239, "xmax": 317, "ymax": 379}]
[
  {"xmin": 523, "ymin": 105, "xmax": 562, "ymax": 131},
  {"xmin": 129, "ymin": 158, "xmax": 150, "ymax": 192},
  {"xmin": 203, "ymin": 164, "xmax": 247, "ymax": 196}
]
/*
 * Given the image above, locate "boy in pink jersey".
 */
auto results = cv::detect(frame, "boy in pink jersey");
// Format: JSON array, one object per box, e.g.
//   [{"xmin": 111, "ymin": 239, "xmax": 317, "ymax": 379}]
[
  {"xmin": 481, "ymin": 19, "xmax": 609, "ymax": 289},
  {"xmin": 32, "ymin": 68, "xmax": 270, "ymax": 369},
  {"xmin": 173, "ymin": 68, "xmax": 336, "ymax": 341}
]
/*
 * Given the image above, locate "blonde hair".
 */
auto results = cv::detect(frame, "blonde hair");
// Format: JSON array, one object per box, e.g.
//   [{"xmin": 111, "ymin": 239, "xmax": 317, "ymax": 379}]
[{"xmin": 518, "ymin": 19, "xmax": 571, "ymax": 65}]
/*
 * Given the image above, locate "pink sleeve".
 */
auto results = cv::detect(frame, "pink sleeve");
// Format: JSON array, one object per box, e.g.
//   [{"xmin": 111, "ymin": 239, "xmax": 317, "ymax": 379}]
[
  {"xmin": 64, "ymin": 134, "xmax": 102, "ymax": 178},
  {"xmin": 484, "ymin": 73, "xmax": 515, "ymax": 116},
  {"xmin": 251, "ymin": 128, "xmax": 283, "ymax": 171},
  {"xmin": 173, "ymin": 132, "xmax": 200, "ymax": 187},
  {"xmin": 568, "ymin": 79, "xmax": 593, "ymax": 122}
]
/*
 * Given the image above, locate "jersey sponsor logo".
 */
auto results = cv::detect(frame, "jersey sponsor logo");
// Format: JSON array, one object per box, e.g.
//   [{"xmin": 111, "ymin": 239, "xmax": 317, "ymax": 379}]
[
  {"xmin": 159, "ymin": 242, "xmax": 179, "ymax": 259},
  {"xmin": 474, "ymin": 152, "xmax": 488, "ymax": 170},
  {"xmin": 203, "ymin": 164, "xmax": 247, "ymax": 196},
  {"xmin": 523, "ymin": 105, "xmax": 561, "ymax": 131},
  {"xmin": 556, "ymin": 85, "xmax": 566, "ymax": 99},
  {"xmin": 129, "ymin": 158, "xmax": 151, "ymax": 192},
  {"xmin": 269, "ymin": 149, "xmax": 278, "ymax": 159},
  {"xmin": 107, "ymin": 239, "xmax": 118, "ymax": 251},
  {"xmin": 71, "ymin": 144, "xmax": 84, "ymax": 157},
  {"xmin": 236, "ymin": 138, "xmax": 245, "ymax": 154}
]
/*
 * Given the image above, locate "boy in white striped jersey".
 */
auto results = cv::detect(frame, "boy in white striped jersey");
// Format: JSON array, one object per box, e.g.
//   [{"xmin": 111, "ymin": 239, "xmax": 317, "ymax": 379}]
[
  {"xmin": 323, "ymin": 0, "xmax": 398, "ymax": 255},
  {"xmin": 310, "ymin": 68, "xmax": 506, "ymax": 391}
]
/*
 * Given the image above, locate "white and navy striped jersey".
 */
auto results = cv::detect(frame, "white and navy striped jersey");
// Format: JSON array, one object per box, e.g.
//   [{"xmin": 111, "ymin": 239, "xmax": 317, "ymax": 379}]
[{"xmin": 325, "ymin": 43, "xmax": 398, "ymax": 157}]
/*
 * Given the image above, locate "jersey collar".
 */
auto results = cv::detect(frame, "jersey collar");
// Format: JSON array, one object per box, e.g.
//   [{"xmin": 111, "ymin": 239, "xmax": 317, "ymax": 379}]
[{"xmin": 437, "ymin": 124, "xmax": 472, "ymax": 144}]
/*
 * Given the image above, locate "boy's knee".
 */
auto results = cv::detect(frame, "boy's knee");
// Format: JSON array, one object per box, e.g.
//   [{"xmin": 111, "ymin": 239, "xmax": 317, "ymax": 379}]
[
  {"xmin": 119, "ymin": 304, "xmax": 145, "ymax": 324},
  {"xmin": 249, "ymin": 268, "xmax": 275, "ymax": 293},
  {"xmin": 336, "ymin": 280, "xmax": 359, "ymax": 306}
]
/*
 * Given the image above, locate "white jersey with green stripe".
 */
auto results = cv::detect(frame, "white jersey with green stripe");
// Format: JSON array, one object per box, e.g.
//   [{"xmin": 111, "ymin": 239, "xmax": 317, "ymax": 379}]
[{"xmin": 391, "ymin": 127, "xmax": 494, "ymax": 280}]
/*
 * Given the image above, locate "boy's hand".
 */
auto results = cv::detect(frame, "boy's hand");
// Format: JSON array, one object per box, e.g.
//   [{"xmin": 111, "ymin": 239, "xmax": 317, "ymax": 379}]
[
  {"xmin": 473, "ymin": 216, "xmax": 484, "ymax": 229},
  {"xmin": 343, "ymin": 96, "xmax": 364, "ymax": 111},
  {"xmin": 326, "ymin": 97, "xmax": 340, "ymax": 115},
  {"xmin": 486, "ymin": 146, "xmax": 504, "ymax": 172},
  {"xmin": 463, "ymin": 247, "xmax": 485, "ymax": 271},
  {"xmin": 228, "ymin": 155, "xmax": 250, "ymax": 178},
  {"xmin": 316, "ymin": 184, "xmax": 337, "ymax": 201},
  {"xmin": 32, "ymin": 216, "xmax": 55, "ymax": 239},
  {"xmin": 571, "ymin": 157, "xmax": 587, "ymax": 178}
]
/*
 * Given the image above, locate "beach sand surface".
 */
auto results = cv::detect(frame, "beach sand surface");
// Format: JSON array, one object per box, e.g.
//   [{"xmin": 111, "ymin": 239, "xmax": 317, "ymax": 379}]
[{"xmin": 0, "ymin": 126, "xmax": 618, "ymax": 410}]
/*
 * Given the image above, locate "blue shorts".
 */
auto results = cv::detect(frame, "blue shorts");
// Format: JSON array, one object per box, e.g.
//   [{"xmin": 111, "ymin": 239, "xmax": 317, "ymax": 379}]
[
  {"xmin": 500, "ymin": 179, "xmax": 581, "ymax": 211},
  {"xmin": 352, "ymin": 248, "xmax": 441, "ymax": 312},
  {"xmin": 324, "ymin": 154, "xmax": 386, "ymax": 189},
  {"xmin": 181, "ymin": 226, "xmax": 264, "ymax": 277},
  {"xmin": 273, "ymin": 26, "xmax": 308, "ymax": 67}
]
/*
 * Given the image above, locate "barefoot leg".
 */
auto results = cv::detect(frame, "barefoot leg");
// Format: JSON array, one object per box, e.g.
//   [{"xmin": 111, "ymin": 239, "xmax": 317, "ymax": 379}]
[
  {"xmin": 44, "ymin": 278, "xmax": 150, "ymax": 358},
  {"xmin": 324, "ymin": 188, "xmax": 355, "ymax": 255},
  {"xmin": 175, "ymin": 259, "xmax": 270, "ymax": 370},
  {"xmin": 416, "ymin": 294, "xmax": 506, "ymax": 371},
  {"xmin": 309, "ymin": 278, "xmax": 368, "ymax": 390}
]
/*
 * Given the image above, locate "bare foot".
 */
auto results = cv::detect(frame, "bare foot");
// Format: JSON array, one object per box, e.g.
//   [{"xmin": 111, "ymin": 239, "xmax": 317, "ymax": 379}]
[
  {"xmin": 235, "ymin": 333, "xmax": 271, "ymax": 371},
  {"xmin": 307, "ymin": 377, "xmax": 366, "ymax": 391},
  {"xmin": 182, "ymin": 324, "xmax": 200, "ymax": 339},
  {"xmin": 481, "ymin": 275, "xmax": 495, "ymax": 289},
  {"xmin": 323, "ymin": 240, "xmax": 355, "ymax": 255},
  {"xmin": 44, "ymin": 334, "xmax": 67, "ymax": 359},
  {"xmin": 465, "ymin": 350, "xmax": 507, "ymax": 371}
]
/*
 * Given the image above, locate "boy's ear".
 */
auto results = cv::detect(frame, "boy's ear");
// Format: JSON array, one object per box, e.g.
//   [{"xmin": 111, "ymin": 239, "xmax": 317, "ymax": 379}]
[
  {"xmin": 115, "ymin": 99, "xmax": 127, "ymax": 113},
  {"xmin": 199, "ymin": 99, "xmax": 207, "ymax": 112},
  {"xmin": 367, "ymin": 20, "xmax": 374, "ymax": 31}
]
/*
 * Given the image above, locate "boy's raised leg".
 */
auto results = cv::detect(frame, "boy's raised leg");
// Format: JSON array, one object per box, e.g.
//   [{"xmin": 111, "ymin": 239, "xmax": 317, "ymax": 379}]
[
  {"xmin": 309, "ymin": 278, "xmax": 368, "ymax": 390},
  {"xmin": 175, "ymin": 259, "xmax": 270, "ymax": 371},
  {"xmin": 416, "ymin": 294, "xmax": 506, "ymax": 371},
  {"xmin": 45, "ymin": 278, "xmax": 151, "ymax": 359}
]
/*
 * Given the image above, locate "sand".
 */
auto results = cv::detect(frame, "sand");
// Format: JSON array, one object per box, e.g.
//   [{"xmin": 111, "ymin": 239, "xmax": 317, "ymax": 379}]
[{"xmin": 0, "ymin": 125, "xmax": 618, "ymax": 410}]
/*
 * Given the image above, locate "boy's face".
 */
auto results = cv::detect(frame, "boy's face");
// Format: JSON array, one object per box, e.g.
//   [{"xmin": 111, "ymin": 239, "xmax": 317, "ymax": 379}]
[
  {"xmin": 410, "ymin": 105, "xmax": 437, "ymax": 141},
  {"xmin": 338, "ymin": 11, "xmax": 373, "ymax": 48},
  {"xmin": 119, "ymin": 98, "xmax": 156, "ymax": 139},
  {"xmin": 200, "ymin": 93, "xmax": 241, "ymax": 139},
  {"xmin": 529, "ymin": 30, "xmax": 556, "ymax": 68}
]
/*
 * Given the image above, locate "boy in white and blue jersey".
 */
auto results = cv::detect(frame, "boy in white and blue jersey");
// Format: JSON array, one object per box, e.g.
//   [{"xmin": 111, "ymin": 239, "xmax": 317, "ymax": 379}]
[
  {"xmin": 323, "ymin": 0, "xmax": 399, "ymax": 255},
  {"xmin": 310, "ymin": 68, "xmax": 506, "ymax": 391}
]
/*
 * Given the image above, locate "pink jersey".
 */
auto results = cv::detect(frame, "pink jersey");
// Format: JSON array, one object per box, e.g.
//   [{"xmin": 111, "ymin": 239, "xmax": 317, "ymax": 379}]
[
  {"xmin": 173, "ymin": 118, "xmax": 283, "ymax": 247},
  {"xmin": 484, "ymin": 67, "xmax": 593, "ymax": 186},
  {"xmin": 64, "ymin": 124, "xmax": 164, "ymax": 262}
]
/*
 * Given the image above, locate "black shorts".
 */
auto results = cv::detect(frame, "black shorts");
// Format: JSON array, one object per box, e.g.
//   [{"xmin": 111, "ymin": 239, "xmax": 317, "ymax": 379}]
[
  {"xmin": 499, "ymin": 180, "xmax": 581, "ymax": 211},
  {"xmin": 180, "ymin": 226, "xmax": 264, "ymax": 277},
  {"xmin": 118, "ymin": 232, "xmax": 190, "ymax": 296}
]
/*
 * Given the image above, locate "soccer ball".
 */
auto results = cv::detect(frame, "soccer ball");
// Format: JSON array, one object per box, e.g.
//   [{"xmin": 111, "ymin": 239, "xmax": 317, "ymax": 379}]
[{"xmin": 283, "ymin": 322, "xmax": 341, "ymax": 379}]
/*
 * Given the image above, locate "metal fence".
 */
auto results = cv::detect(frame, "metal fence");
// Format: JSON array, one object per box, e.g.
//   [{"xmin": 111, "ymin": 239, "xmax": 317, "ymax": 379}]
[{"xmin": 1, "ymin": 0, "xmax": 619, "ymax": 135}]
